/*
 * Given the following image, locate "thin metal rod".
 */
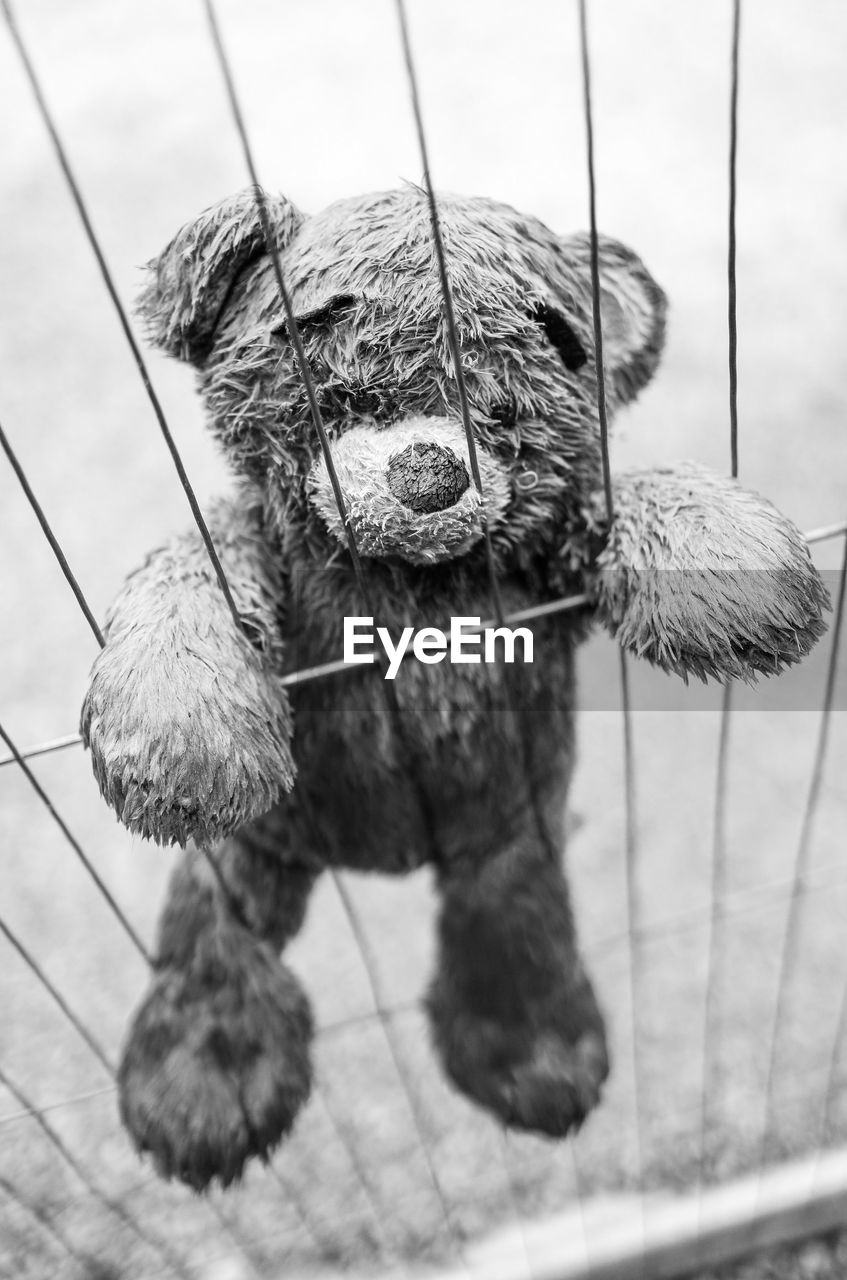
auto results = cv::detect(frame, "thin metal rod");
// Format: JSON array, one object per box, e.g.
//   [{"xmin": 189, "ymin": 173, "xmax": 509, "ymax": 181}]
[
  {"xmin": 394, "ymin": 0, "xmax": 557, "ymax": 869},
  {"xmin": 316, "ymin": 855, "xmax": 847, "ymax": 1048},
  {"xmin": 578, "ymin": 0, "xmax": 645, "ymax": 1231},
  {"xmin": 0, "ymin": 917, "xmax": 114, "ymax": 1076},
  {"xmin": 199, "ymin": 13, "xmax": 470, "ymax": 1259},
  {"xmin": 331, "ymin": 871, "xmax": 466, "ymax": 1259},
  {"xmin": 393, "ymin": 0, "xmax": 501, "ymax": 602},
  {"xmin": 619, "ymin": 648, "xmax": 646, "ymax": 1217},
  {"xmin": 0, "ymin": 891, "xmax": 264, "ymax": 1275},
  {"xmin": 200, "ymin": 0, "xmax": 369, "ymax": 607},
  {"xmin": 0, "ymin": 719, "xmax": 150, "ymax": 963},
  {"xmin": 264, "ymin": 1163, "xmax": 347, "ymax": 1264},
  {"xmin": 807, "ymin": 519, "xmax": 847, "ymax": 545},
  {"xmin": 2, "ymin": 502, "xmax": 839, "ymax": 773},
  {"xmin": 311, "ymin": 1087, "xmax": 405, "ymax": 1261},
  {"xmin": 0, "ymin": 0, "xmax": 247, "ymax": 639},
  {"xmin": 697, "ymin": 682, "xmax": 734, "ymax": 1190},
  {"xmin": 1, "ymin": 500, "xmax": 843, "ymax": 770},
  {"xmin": 698, "ymin": 0, "xmax": 743, "ymax": 1207},
  {"xmin": 0, "ymin": 593, "xmax": 590, "ymax": 769},
  {"xmin": 0, "ymin": 732, "xmax": 83, "ymax": 769},
  {"xmin": 727, "ymin": 0, "xmax": 742, "ymax": 481},
  {"xmin": 0, "ymin": 420, "xmax": 104, "ymax": 647},
  {"xmin": 199, "ymin": 845, "xmax": 400, "ymax": 1264},
  {"xmin": 578, "ymin": 0, "xmax": 613, "ymax": 522},
  {"xmin": 0, "ymin": 1084, "xmax": 116, "ymax": 1129},
  {"xmin": 0, "ymin": 1063, "xmax": 193, "ymax": 1279},
  {"xmin": 762, "ymin": 530, "xmax": 847, "ymax": 1176},
  {"xmin": 202, "ymin": 0, "xmax": 444, "ymax": 882},
  {"xmin": 394, "ymin": 8, "xmax": 565, "ymax": 1261}
]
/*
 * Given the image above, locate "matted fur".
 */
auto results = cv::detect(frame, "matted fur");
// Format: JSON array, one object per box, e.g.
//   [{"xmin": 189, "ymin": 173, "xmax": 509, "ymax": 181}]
[
  {"xmin": 589, "ymin": 463, "xmax": 830, "ymax": 681},
  {"xmin": 84, "ymin": 185, "xmax": 829, "ymax": 1190}
]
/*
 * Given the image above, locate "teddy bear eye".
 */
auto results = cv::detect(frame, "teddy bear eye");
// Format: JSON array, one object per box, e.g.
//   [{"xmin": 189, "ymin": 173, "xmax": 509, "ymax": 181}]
[
  {"xmin": 490, "ymin": 401, "xmax": 518, "ymax": 430},
  {"xmin": 533, "ymin": 303, "xmax": 588, "ymax": 373}
]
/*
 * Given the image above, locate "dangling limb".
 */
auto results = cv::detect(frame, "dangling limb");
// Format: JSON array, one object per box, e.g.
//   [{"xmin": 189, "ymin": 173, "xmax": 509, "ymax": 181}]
[
  {"xmin": 427, "ymin": 830, "xmax": 608, "ymax": 1137},
  {"xmin": 118, "ymin": 808, "xmax": 320, "ymax": 1190},
  {"xmin": 81, "ymin": 494, "xmax": 295, "ymax": 848}
]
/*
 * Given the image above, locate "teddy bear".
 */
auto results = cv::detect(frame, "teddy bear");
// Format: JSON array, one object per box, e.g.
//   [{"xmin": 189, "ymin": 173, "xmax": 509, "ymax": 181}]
[{"xmin": 80, "ymin": 186, "xmax": 828, "ymax": 1191}]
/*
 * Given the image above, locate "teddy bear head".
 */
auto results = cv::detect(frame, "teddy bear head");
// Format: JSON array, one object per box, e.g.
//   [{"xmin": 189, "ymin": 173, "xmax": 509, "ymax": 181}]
[{"xmin": 138, "ymin": 187, "xmax": 666, "ymax": 570}]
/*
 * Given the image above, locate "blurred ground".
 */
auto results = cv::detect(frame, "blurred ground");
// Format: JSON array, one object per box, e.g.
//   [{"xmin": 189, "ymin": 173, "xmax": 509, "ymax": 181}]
[{"xmin": 0, "ymin": 1, "xmax": 845, "ymax": 1277}]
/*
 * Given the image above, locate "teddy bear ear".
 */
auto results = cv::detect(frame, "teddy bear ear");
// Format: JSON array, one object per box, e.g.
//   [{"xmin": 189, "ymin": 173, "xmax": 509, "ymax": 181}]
[
  {"xmin": 559, "ymin": 233, "xmax": 667, "ymax": 406},
  {"xmin": 137, "ymin": 188, "xmax": 304, "ymax": 364}
]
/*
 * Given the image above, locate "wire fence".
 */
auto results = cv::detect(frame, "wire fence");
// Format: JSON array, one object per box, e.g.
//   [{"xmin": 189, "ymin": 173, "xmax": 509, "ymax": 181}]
[{"xmin": 1, "ymin": 1, "xmax": 846, "ymax": 1278}]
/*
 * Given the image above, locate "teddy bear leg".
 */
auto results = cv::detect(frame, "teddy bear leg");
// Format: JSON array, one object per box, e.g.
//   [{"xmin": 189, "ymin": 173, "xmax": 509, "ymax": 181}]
[
  {"xmin": 118, "ymin": 812, "xmax": 320, "ymax": 1190},
  {"xmin": 427, "ymin": 835, "xmax": 608, "ymax": 1138}
]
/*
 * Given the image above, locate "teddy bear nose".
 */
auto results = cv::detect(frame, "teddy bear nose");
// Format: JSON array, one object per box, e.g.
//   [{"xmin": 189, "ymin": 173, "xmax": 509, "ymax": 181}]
[{"xmin": 386, "ymin": 441, "xmax": 470, "ymax": 513}]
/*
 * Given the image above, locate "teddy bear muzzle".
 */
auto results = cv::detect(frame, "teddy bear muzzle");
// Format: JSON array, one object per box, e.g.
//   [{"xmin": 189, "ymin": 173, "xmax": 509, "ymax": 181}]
[{"xmin": 308, "ymin": 415, "xmax": 511, "ymax": 566}]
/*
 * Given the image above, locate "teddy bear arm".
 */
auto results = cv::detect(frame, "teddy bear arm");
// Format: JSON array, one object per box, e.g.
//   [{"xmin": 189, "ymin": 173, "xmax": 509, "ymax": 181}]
[
  {"xmin": 81, "ymin": 496, "xmax": 295, "ymax": 847},
  {"xmin": 587, "ymin": 462, "xmax": 830, "ymax": 682}
]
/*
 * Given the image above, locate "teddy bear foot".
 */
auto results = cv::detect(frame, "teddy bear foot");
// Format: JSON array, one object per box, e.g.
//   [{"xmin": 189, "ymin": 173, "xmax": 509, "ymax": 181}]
[
  {"xmin": 497, "ymin": 1029, "xmax": 608, "ymax": 1135},
  {"xmin": 428, "ymin": 999, "xmax": 609, "ymax": 1139},
  {"xmin": 118, "ymin": 941, "xmax": 313, "ymax": 1191}
]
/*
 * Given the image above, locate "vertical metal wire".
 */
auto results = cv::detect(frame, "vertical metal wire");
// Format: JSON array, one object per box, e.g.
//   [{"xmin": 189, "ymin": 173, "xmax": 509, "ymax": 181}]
[
  {"xmin": 0, "ymin": 0, "xmax": 248, "ymax": 640},
  {"xmin": 697, "ymin": 683, "xmax": 734, "ymax": 1183},
  {"xmin": 578, "ymin": 0, "xmax": 646, "ymax": 1221},
  {"xmin": 766, "ymin": 531, "xmax": 847, "ymax": 1180},
  {"xmin": 200, "ymin": 3, "xmax": 481, "ymax": 1263},
  {"xmin": 394, "ymin": 0, "xmax": 557, "ymax": 871},
  {"xmin": 727, "ymin": 0, "xmax": 741, "ymax": 482},
  {"xmin": 310, "ymin": 1087, "xmax": 407, "ymax": 1262},
  {"xmin": 697, "ymin": 0, "xmax": 742, "ymax": 1200}
]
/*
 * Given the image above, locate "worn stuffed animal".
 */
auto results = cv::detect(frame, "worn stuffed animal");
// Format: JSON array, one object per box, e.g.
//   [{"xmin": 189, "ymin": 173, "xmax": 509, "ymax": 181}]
[{"xmin": 81, "ymin": 187, "xmax": 828, "ymax": 1190}]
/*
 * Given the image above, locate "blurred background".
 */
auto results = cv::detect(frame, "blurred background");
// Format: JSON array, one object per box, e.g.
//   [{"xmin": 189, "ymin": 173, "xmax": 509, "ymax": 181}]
[{"xmin": 1, "ymin": 1, "xmax": 846, "ymax": 1277}]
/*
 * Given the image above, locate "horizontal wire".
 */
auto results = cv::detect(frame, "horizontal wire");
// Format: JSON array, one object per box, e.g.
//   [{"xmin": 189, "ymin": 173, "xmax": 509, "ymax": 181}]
[
  {"xmin": 0, "ymin": 732, "xmax": 83, "ymax": 768},
  {"xmin": 807, "ymin": 518, "xmax": 847, "ymax": 545},
  {"xmin": 0, "ymin": 1083, "xmax": 117, "ymax": 1130},
  {"xmin": 2, "ymin": 498, "xmax": 841, "ymax": 773}
]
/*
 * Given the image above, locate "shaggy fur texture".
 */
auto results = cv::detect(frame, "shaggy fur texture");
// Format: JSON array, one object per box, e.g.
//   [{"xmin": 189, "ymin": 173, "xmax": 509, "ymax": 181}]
[
  {"xmin": 81, "ymin": 185, "xmax": 829, "ymax": 1190},
  {"xmin": 588, "ymin": 463, "xmax": 830, "ymax": 681}
]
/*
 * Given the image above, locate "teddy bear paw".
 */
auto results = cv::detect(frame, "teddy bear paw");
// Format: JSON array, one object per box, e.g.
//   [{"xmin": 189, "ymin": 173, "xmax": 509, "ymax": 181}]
[
  {"xmin": 81, "ymin": 631, "xmax": 296, "ymax": 847},
  {"xmin": 118, "ymin": 949, "xmax": 313, "ymax": 1190},
  {"xmin": 430, "ymin": 999, "xmax": 609, "ymax": 1139},
  {"xmin": 495, "ymin": 1029, "xmax": 608, "ymax": 1136}
]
